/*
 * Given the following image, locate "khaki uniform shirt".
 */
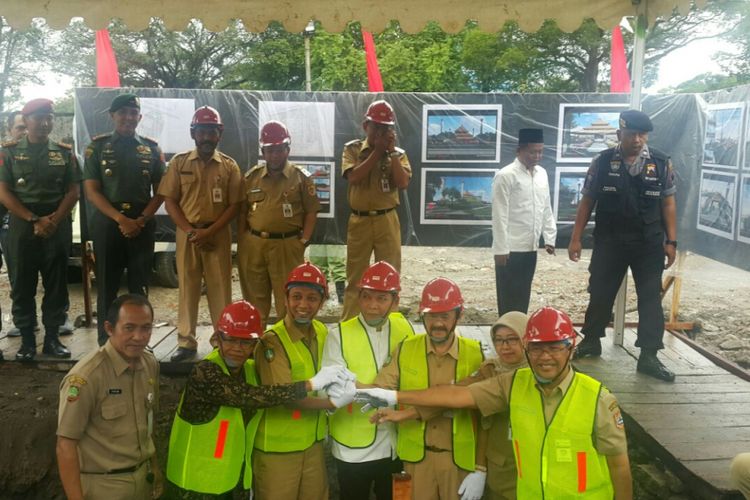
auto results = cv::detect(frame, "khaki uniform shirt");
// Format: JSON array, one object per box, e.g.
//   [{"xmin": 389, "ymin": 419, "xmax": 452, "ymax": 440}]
[
  {"xmin": 57, "ymin": 341, "xmax": 159, "ymax": 473},
  {"xmin": 468, "ymin": 368, "xmax": 627, "ymax": 456},
  {"xmin": 254, "ymin": 317, "xmax": 322, "ymax": 385},
  {"xmin": 158, "ymin": 149, "xmax": 243, "ymax": 224},
  {"xmin": 243, "ymin": 161, "xmax": 320, "ymax": 233},
  {"xmin": 374, "ymin": 335, "xmax": 464, "ymax": 452},
  {"xmin": 341, "ymin": 139, "xmax": 411, "ymax": 211}
]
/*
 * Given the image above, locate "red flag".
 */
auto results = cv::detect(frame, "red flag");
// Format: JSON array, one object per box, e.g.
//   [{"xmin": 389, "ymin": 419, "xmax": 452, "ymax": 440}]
[
  {"xmin": 96, "ymin": 29, "xmax": 121, "ymax": 87},
  {"xmin": 362, "ymin": 30, "xmax": 384, "ymax": 92},
  {"xmin": 610, "ymin": 26, "xmax": 630, "ymax": 93}
]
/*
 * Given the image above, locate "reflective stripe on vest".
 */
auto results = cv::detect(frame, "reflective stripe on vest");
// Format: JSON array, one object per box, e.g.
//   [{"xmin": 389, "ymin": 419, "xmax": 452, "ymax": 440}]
[
  {"xmin": 330, "ymin": 312, "xmax": 414, "ymax": 448},
  {"xmin": 396, "ymin": 334, "xmax": 483, "ymax": 471},
  {"xmin": 254, "ymin": 319, "xmax": 328, "ymax": 452},
  {"xmin": 510, "ymin": 368, "xmax": 613, "ymax": 499},
  {"xmin": 166, "ymin": 349, "xmax": 262, "ymax": 494}
]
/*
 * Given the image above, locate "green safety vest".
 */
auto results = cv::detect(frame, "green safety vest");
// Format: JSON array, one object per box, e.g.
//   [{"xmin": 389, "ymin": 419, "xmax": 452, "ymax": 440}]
[
  {"xmin": 254, "ymin": 319, "xmax": 328, "ymax": 452},
  {"xmin": 330, "ymin": 312, "xmax": 414, "ymax": 448},
  {"xmin": 166, "ymin": 349, "xmax": 262, "ymax": 494},
  {"xmin": 396, "ymin": 334, "xmax": 483, "ymax": 471},
  {"xmin": 510, "ymin": 368, "xmax": 614, "ymax": 499}
]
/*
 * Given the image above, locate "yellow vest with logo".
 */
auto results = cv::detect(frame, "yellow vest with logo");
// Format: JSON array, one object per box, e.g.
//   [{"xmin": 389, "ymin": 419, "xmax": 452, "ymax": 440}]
[
  {"xmin": 166, "ymin": 349, "xmax": 262, "ymax": 493},
  {"xmin": 254, "ymin": 319, "xmax": 328, "ymax": 452},
  {"xmin": 397, "ymin": 334, "xmax": 483, "ymax": 471},
  {"xmin": 510, "ymin": 368, "xmax": 613, "ymax": 499},
  {"xmin": 330, "ymin": 312, "xmax": 414, "ymax": 448}
]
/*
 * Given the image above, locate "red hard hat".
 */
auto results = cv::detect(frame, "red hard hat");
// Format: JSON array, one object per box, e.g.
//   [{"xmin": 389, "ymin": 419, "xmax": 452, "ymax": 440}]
[
  {"xmin": 286, "ymin": 262, "xmax": 328, "ymax": 298},
  {"xmin": 191, "ymin": 106, "xmax": 223, "ymax": 130},
  {"xmin": 524, "ymin": 307, "xmax": 576, "ymax": 346},
  {"xmin": 216, "ymin": 300, "xmax": 262, "ymax": 339},
  {"xmin": 260, "ymin": 121, "xmax": 291, "ymax": 148},
  {"xmin": 419, "ymin": 277, "xmax": 463, "ymax": 314},
  {"xmin": 365, "ymin": 100, "xmax": 396, "ymax": 126},
  {"xmin": 359, "ymin": 261, "xmax": 401, "ymax": 293}
]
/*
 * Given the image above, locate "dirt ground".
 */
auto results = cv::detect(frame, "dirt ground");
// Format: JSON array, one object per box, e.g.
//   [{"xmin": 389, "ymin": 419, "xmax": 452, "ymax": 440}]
[{"xmin": 0, "ymin": 246, "xmax": 748, "ymax": 499}]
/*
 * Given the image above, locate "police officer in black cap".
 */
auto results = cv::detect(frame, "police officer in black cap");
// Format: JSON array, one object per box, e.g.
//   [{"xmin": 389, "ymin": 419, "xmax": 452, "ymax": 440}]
[
  {"xmin": 568, "ymin": 109, "xmax": 678, "ymax": 382},
  {"xmin": 0, "ymin": 98, "xmax": 80, "ymax": 360},
  {"xmin": 83, "ymin": 93, "xmax": 165, "ymax": 346}
]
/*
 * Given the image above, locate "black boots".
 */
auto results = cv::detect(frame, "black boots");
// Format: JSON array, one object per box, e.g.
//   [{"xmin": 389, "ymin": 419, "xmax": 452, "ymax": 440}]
[
  {"xmin": 43, "ymin": 335, "xmax": 71, "ymax": 358},
  {"xmin": 574, "ymin": 336, "xmax": 602, "ymax": 359},
  {"xmin": 637, "ymin": 349, "xmax": 675, "ymax": 382}
]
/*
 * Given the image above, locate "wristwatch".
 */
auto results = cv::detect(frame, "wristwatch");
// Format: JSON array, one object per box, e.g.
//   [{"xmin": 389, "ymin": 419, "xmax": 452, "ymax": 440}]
[
  {"xmin": 29, "ymin": 214, "xmax": 40, "ymax": 223},
  {"xmin": 300, "ymin": 238, "xmax": 310, "ymax": 246},
  {"xmin": 665, "ymin": 240, "xmax": 677, "ymax": 248}
]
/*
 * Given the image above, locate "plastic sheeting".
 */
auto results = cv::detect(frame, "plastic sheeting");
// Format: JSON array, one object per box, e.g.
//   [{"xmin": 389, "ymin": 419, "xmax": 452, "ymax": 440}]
[
  {"xmin": 5, "ymin": 0, "xmax": 704, "ymax": 32},
  {"xmin": 73, "ymin": 85, "xmax": 750, "ymax": 272}
]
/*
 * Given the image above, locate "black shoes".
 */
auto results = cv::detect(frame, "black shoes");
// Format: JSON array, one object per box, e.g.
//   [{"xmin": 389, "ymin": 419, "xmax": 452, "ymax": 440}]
[
  {"xmin": 15, "ymin": 345, "xmax": 36, "ymax": 361},
  {"xmin": 637, "ymin": 350, "xmax": 675, "ymax": 382},
  {"xmin": 42, "ymin": 338, "xmax": 71, "ymax": 358},
  {"xmin": 574, "ymin": 336, "xmax": 602, "ymax": 359},
  {"xmin": 171, "ymin": 347, "xmax": 197, "ymax": 362}
]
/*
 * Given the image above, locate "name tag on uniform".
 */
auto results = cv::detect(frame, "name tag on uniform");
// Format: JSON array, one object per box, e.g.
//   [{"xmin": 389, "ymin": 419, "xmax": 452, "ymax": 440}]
[
  {"xmin": 212, "ymin": 188, "xmax": 223, "ymax": 203},
  {"xmin": 282, "ymin": 203, "xmax": 293, "ymax": 218},
  {"xmin": 381, "ymin": 178, "xmax": 390, "ymax": 192},
  {"xmin": 108, "ymin": 388, "xmax": 122, "ymax": 395}
]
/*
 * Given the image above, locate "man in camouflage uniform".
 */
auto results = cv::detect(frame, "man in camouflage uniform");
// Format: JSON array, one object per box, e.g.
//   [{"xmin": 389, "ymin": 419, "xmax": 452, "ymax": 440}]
[
  {"xmin": 0, "ymin": 98, "xmax": 80, "ymax": 361},
  {"xmin": 84, "ymin": 93, "xmax": 165, "ymax": 346}
]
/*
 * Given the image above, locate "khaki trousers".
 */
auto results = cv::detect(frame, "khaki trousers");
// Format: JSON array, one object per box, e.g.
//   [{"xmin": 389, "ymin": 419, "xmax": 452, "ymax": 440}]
[
  {"xmin": 81, "ymin": 465, "xmax": 150, "ymax": 499},
  {"xmin": 486, "ymin": 457, "xmax": 517, "ymax": 499},
  {"xmin": 252, "ymin": 442, "xmax": 328, "ymax": 500},
  {"xmin": 404, "ymin": 450, "xmax": 469, "ymax": 500},
  {"xmin": 341, "ymin": 210, "xmax": 401, "ymax": 320},
  {"xmin": 237, "ymin": 232, "xmax": 305, "ymax": 324},
  {"xmin": 175, "ymin": 226, "xmax": 232, "ymax": 350}
]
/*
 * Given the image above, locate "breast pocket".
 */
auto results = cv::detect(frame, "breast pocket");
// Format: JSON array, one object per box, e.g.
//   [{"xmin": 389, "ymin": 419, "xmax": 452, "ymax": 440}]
[
  {"xmin": 101, "ymin": 399, "xmax": 129, "ymax": 435},
  {"xmin": 247, "ymin": 188, "xmax": 265, "ymax": 203}
]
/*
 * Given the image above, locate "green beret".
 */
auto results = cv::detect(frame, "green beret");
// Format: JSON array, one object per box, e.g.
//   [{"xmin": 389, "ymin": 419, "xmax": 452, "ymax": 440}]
[
  {"xmin": 22, "ymin": 98, "xmax": 54, "ymax": 116},
  {"xmin": 110, "ymin": 94, "xmax": 141, "ymax": 113},
  {"xmin": 619, "ymin": 110, "xmax": 653, "ymax": 132}
]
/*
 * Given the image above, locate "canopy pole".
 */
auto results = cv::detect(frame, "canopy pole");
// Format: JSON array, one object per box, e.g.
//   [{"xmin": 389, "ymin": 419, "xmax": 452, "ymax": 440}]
[{"xmin": 613, "ymin": 0, "xmax": 648, "ymax": 347}]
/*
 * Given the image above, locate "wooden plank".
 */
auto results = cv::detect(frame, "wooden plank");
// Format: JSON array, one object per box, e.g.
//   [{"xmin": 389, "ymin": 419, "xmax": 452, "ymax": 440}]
[
  {"xmin": 615, "ymin": 391, "xmax": 750, "ymax": 405},
  {"xmin": 148, "ymin": 325, "xmax": 176, "ymax": 350},
  {"xmin": 627, "ymin": 412, "xmax": 750, "ymax": 429},
  {"xmin": 604, "ymin": 382, "xmax": 749, "ymax": 394},
  {"xmin": 625, "ymin": 402, "xmax": 750, "ymax": 416},
  {"xmin": 650, "ymin": 426, "xmax": 750, "ymax": 444},
  {"xmin": 680, "ymin": 459, "xmax": 739, "ymax": 492},
  {"xmin": 665, "ymin": 441, "xmax": 750, "ymax": 462}
]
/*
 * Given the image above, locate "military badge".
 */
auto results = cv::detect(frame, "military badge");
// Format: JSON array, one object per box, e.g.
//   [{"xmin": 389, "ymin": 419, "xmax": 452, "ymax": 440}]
[
  {"xmin": 307, "ymin": 182, "xmax": 316, "ymax": 196},
  {"xmin": 67, "ymin": 386, "xmax": 80, "ymax": 402},
  {"xmin": 610, "ymin": 160, "xmax": 620, "ymax": 172},
  {"xmin": 137, "ymin": 145, "xmax": 151, "ymax": 155},
  {"xmin": 645, "ymin": 163, "xmax": 657, "ymax": 176},
  {"xmin": 85, "ymin": 147, "xmax": 94, "ymax": 159}
]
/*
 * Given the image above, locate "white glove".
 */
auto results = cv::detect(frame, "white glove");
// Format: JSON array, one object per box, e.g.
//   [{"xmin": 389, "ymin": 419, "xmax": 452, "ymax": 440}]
[
  {"xmin": 458, "ymin": 471, "xmax": 486, "ymax": 500},
  {"xmin": 354, "ymin": 388, "xmax": 398, "ymax": 412},
  {"xmin": 329, "ymin": 379, "xmax": 357, "ymax": 408},
  {"xmin": 310, "ymin": 365, "xmax": 350, "ymax": 391}
]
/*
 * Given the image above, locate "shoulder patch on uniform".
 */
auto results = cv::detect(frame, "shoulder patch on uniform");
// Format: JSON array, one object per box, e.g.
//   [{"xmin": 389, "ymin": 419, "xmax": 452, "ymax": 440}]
[
  {"xmin": 293, "ymin": 164, "xmax": 311, "ymax": 177},
  {"xmin": 1, "ymin": 140, "xmax": 18, "ymax": 148},
  {"xmin": 244, "ymin": 164, "xmax": 263, "ymax": 178},
  {"xmin": 91, "ymin": 133, "xmax": 112, "ymax": 142},
  {"xmin": 344, "ymin": 139, "xmax": 363, "ymax": 147},
  {"xmin": 56, "ymin": 141, "xmax": 72, "ymax": 150}
]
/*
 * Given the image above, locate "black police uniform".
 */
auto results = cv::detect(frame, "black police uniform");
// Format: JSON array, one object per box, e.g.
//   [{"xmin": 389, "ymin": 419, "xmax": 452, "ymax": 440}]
[
  {"xmin": 83, "ymin": 132, "xmax": 164, "ymax": 345},
  {"xmin": 0, "ymin": 136, "xmax": 79, "ymax": 357},
  {"xmin": 580, "ymin": 144, "xmax": 675, "ymax": 350}
]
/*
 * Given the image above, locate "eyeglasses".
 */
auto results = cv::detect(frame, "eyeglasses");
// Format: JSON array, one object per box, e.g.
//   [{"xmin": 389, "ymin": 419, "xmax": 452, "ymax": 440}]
[
  {"xmin": 526, "ymin": 343, "xmax": 570, "ymax": 356},
  {"xmin": 493, "ymin": 337, "xmax": 521, "ymax": 347},
  {"xmin": 218, "ymin": 332, "xmax": 257, "ymax": 347}
]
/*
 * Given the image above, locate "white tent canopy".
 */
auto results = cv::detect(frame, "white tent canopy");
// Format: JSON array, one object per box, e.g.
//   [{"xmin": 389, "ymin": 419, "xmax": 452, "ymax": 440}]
[{"xmin": 3, "ymin": 0, "xmax": 704, "ymax": 32}]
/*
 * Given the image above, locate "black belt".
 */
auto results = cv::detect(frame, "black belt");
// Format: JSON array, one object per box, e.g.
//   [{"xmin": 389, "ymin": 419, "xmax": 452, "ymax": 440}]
[
  {"xmin": 22, "ymin": 203, "xmax": 59, "ymax": 216},
  {"xmin": 424, "ymin": 445, "xmax": 450, "ymax": 453},
  {"xmin": 114, "ymin": 202, "xmax": 147, "ymax": 216},
  {"xmin": 249, "ymin": 228, "xmax": 300, "ymax": 239},
  {"xmin": 83, "ymin": 460, "xmax": 148, "ymax": 475},
  {"xmin": 351, "ymin": 207, "xmax": 395, "ymax": 217},
  {"xmin": 192, "ymin": 222, "xmax": 215, "ymax": 229}
]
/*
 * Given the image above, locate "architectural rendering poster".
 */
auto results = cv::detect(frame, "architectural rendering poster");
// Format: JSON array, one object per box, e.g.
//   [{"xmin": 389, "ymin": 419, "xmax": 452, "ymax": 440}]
[
  {"xmin": 137, "ymin": 97, "xmax": 196, "ymax": 154},
  {"xmin": 738, "ymin": 176, "xmax": 750, "ymax": 244},
  {"xmin": 258, "ymin": 100, "xmax": 336, "ymax": 158},
  {"xmin": 420, "ymin": 168, "xmax": 494, "ymax": 225},
  {"xmin": 556, "ymin": 103, "xmax": 627, "ymax": 163},
  {"xmin": 292, "ymin": 160, "xmax": 335, "ymax": 218},
  {"xmin": 703, "ymin": 102, "xmax": 744, "ymax": 169},
  {"xmin": 553, "ymin": 166, "xmax": 592, "ymax": 224},
  {"xmin": 421, "ymin": 104, "xmax": 502, "ymax": 163},
  {"xmin": 697, "ymin": 169, "xmax": 737, "ymax": 239}
]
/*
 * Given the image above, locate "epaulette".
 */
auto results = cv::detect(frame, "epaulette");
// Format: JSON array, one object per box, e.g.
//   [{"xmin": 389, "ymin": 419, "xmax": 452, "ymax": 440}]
[
  {"xmin": 0, "ymin": 140, "xmax": 18, "ymax": 148},
  {"xmin": 141, "ymin": 135, "xmax": 159, "ymax": 145},
  {"xmin": 56, "ymin": 141, "xmax": 72, "ymax": 150},
  {"xmin": 91, "ymin": 133, "xmax": 112, "ymax": 141},
  {"xmin": 244, "ymin": 164, "xmax": 264, "ymax": 178},
  {"xmin": 170, "ymin": 151, "xmax": 190, "ymax": 161},
  {"xmin": 344, "ymin": 139, "xmax": 363, "ymax": 147},
  {"xmin": 648, "ymin": 147, "xmax": 669, "ymax": 161},
  {"xmin": 293, "ymin": 163, "xmax": 312, "ymax": 177}
]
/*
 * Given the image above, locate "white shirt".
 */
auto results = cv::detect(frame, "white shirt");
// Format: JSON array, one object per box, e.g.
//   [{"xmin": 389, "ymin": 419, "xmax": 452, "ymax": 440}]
[
  {"xmin": 491, "ymin": 158, "xmax": 557, "ymax": 255},
  {"xmin": 322, "ymin": 315, "xmax": 396, "ymax": 462}
]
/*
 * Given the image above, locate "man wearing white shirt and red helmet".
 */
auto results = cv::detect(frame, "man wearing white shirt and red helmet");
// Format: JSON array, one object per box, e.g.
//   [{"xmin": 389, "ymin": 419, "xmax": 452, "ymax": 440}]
[{"xmin": 491, "ymin": 128, "xmax": 556, "ymax": 316}]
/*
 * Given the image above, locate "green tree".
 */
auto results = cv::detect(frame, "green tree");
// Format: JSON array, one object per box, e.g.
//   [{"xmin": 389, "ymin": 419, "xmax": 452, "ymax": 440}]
[{"xmin": 0, "ymin": 18, "xmax": 47, "ymax": 112}]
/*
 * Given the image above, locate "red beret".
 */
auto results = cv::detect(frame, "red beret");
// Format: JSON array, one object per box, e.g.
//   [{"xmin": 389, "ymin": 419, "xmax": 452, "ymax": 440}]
[{"xmin": 22, "ymin": 98, "xmax": 55, "ymax": 116}]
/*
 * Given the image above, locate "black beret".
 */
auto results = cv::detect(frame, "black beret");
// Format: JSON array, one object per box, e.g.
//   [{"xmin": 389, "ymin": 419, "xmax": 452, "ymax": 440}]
[
  {"xmin": 618, "ymin": 110, "xmax": 653, "ymax": 132},
  {"xmin": 110, "ymin": 93, "xmax": 141, "ymax": 113},
  {"xmin": 22, "ymin": 98, "xmax": 54, "ymax": 116},
  {"xmin": 518, "ymin": 128, "xmax": 544, "ymax": 145}
]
